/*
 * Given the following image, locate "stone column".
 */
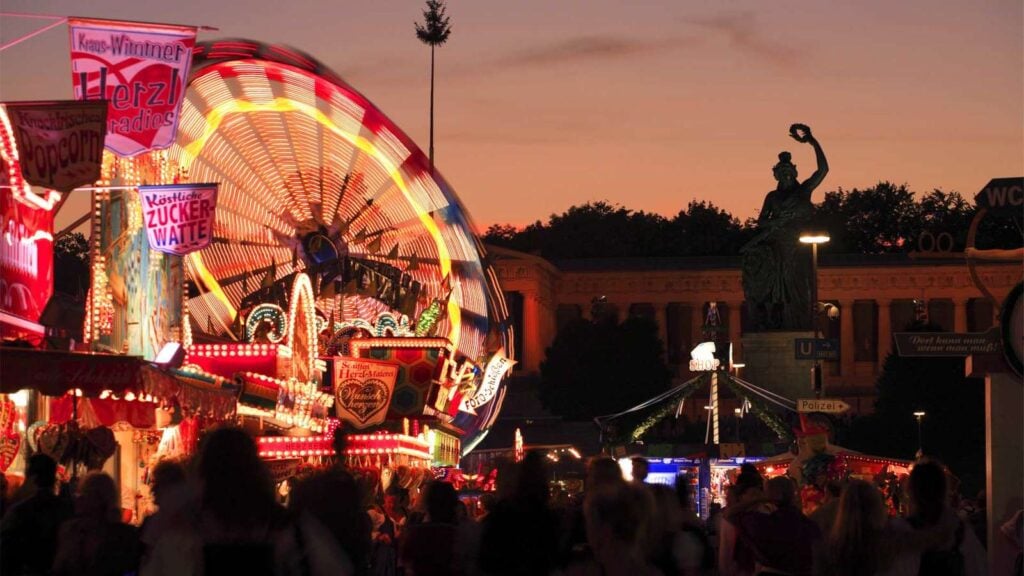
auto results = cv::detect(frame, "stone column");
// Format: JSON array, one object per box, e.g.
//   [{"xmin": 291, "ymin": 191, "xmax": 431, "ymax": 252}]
[
  {"xmin": 691, "ymin": 302, "xmax": 706, "ymax": 344},
  {"xmin": 954, "ymin": 298, "xmax": 968, "ymax": 333},
  {"xmin": 877, "ymin": 299, "xmax": 892, "ymax": 367},
  {"xmin": 654, "ymin": 303, "xmax": 668, "ymax": 353},
  {"xmin": 522, "ymin": 291, "xmax": 541, "ymax": 374},
  {"xmin": 840, "ymin": 299, "xmax": 855, "ymax": 378},
  {"xmin": 727, "ymin": 301, "xmax": 743, "ymax": 362}
]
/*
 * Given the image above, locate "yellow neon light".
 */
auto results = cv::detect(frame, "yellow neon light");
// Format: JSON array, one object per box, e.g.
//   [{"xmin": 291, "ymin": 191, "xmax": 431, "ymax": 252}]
[
  {"xmin": 188, "ymin": 250, "xmax": 237, "ymax": 329},
  {"xmin": 180, "ymin": 74, "xmax": 461, "ymax": 345}
]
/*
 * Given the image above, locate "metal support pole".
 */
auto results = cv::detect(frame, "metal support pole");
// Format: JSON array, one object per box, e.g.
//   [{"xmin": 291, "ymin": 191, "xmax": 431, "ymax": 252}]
[
  {"xmin": 811, "ymin": 242, "xmax": 823, "ymax": 398},
  {"xmin": 711, "ymin": 371, "xmax": 719, "ymax": 445}
]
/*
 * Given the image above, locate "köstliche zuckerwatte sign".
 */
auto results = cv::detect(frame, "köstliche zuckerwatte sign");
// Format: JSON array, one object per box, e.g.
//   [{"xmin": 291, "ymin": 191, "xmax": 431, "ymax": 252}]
[
  {"xmin": 68, "ymin": 18, "xmax": 196, "ymax": 157},
  {"xmin": 139, "ymin": 183, "xmax": 218, "ymax": 256}
]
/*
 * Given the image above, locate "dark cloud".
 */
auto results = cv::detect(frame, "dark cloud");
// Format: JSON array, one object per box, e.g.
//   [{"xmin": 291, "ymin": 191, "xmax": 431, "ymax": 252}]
[
  {"xmin": 684, "ymin": 12, "xmax": 801, "ymax": 69},
  {"xmin": 491, "ymin": 36, "xmax": 685, "ymax": 69}
]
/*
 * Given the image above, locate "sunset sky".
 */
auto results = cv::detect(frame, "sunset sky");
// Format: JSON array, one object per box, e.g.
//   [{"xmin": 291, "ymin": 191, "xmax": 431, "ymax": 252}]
[{"xmin": 2, "ymin": 0, "xmax": 1021, "ymax": 233}]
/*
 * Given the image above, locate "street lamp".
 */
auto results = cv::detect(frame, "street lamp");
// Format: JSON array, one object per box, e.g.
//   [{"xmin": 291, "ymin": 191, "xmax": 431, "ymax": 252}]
[
  {"xmin": 913, "ymin": 411, "xmax": 926, "ymax": 458},
  {"xmin": 734, "ymin": 407, "xmax": 742, "ymax": 442},
  {"xmin": 800, "ymin": 232, "xmax": 830, "ymax": 398}
]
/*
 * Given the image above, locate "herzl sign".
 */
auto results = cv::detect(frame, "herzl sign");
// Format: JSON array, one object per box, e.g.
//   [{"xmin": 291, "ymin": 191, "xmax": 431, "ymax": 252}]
[
  {"xmin": 5, "ymin": 101, "xmax": 107, "ymax": 192},
  {"xmin": 68, "ymin": 18, "xmax": 196, "ymax": 157},
  {"xmin": 139, "ymin": 183, "xmax": 218, "ymax": 255},
  {"xmin": 333, "ymin": 358, "xmax": 400, "ymax": 428}
]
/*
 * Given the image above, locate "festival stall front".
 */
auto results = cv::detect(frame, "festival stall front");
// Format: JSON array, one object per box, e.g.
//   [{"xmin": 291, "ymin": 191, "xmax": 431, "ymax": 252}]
[
  {"xmin": 755, "ymin": 433, "xmax": 912, "ymax": 516},
  {"xmin": 3, "ymin": 27, "xmax": 514, "ymax": 511}
]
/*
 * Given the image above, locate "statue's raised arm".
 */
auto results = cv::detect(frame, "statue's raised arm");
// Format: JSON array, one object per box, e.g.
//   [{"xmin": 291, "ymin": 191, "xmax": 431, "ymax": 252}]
[{"xmin": 789, "ymin": 123, "xmax": 828, "ymax": 193}]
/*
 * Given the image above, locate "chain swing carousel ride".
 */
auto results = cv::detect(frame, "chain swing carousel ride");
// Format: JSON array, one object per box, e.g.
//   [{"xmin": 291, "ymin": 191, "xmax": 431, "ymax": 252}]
[{"xmin": 158, "ymin": 40, "xmax": 513, "ymax": 491}]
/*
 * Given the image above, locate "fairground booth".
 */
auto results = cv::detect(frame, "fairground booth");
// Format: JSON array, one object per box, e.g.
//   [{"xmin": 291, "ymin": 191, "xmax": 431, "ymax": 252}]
[
  {"xmin": 597, "ymin": 321, "xmax": 913, "ymax": 518},
  {"xmin": 1, "ymin": 23, "xmax": 513, "ymax": 516}
]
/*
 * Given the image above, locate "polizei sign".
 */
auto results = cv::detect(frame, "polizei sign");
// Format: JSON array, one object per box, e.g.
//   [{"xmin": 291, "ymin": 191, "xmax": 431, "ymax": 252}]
[{"xmin": 139, "ymin": 183, "xmax": 218, "ymax": 255}]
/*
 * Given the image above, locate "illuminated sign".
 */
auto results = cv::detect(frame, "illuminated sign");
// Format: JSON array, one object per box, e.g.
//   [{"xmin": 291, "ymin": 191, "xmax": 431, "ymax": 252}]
[
  {"xmin": 6, "ymin": 101, "xmax": 107, "ymax": 192},
  {"xmin": 68, "ymin": 18, "xmax": 196, "ymax": 157},
  {"xmin": 459, "ymin": 347, "xmax": 515, "ymax": 414},
  {"xmin": 139, "ymin": 183, "xmax": 218, "ymax": 255},
  {"xmin": 689, "ymin": 342, "xmax": 721, "ymax": 372},
  {"xmin": 333, "ymin": 357, "xmax": 399, "ymax": 429},
  {"xmin": 1, "ymin": 189, "xmax": 53, "ymax": 324}
]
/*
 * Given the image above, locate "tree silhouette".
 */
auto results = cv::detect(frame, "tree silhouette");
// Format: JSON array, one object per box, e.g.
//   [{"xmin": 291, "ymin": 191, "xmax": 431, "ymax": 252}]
[
  {"xmin": 482, "ymin": 184, "xmax": 1005, "ymax": 258},
  {"xmin": 840, "ymin": 321, "xmax": 985, "ymax": 494},
  {"xmin": 53, "ymin": 232, "xmax": 90, "ymax": 296},
  {"xmin": 414, "ymin": 0, "xmax": 452, "ymax": 172},
  {"xmin": 539, "ymin": 315, "xmax": 671, "ymax": 421}
]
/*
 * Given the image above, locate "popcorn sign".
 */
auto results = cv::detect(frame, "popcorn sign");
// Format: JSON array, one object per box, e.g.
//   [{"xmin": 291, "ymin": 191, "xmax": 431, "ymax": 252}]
[{"xmin": 139, "ymin": 184, "xmax": 218, "ymax": 256}]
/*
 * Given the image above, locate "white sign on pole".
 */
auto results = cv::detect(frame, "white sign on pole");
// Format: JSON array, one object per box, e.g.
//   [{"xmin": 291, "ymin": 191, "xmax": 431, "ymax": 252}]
[{"xmin": 797, "ymin": 398, "xmax": 851, "ymax": 414}]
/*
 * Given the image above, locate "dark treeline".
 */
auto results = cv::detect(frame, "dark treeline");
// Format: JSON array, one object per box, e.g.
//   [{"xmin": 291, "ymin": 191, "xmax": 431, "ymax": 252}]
[{"xmin": 484, "ymin": 182, "xmax": 1021, "ymax": 258}]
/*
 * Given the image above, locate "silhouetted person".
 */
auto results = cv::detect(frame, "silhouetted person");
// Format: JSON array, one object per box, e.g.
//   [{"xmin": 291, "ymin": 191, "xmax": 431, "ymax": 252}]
[
  {"xmin": 567, "ymin": 483, "xmax": 662, "ymax": 576},
  {"xmin": 0, "ymin": 472, "xmax": 9, "ymax": 518},
  {"xmin": 558, "ymin": 456, "xmax": 627, "ymax": 567},
  {"xmin": 719, "ymin": 464, "xmax": 764, "ymax": 576},
  {"xmin": 587, "ymin": 457, "xmax": 624, "ymax": 491},
  {"xmin": 401, "ymin": 481, "xmax": 459, "ymax": 576},
  {"xmin": 674, "ymin": 476, "xmax": 713, "ymax": 575},
  {"xmin": 53, "ymin": 472, "xmax": 140, "ymax": 576},
  {"xmin": 906, "ymin": 459, "xmax": 987, "ymax": 576},
  {"xmin": 479, "ymin": 451, "xmax": 559, "ymax": 576},
  {"xmin": 1, "ymin": 453, "xmax": 73, "ymax": 575},
  {"xmin": 291, "ymin": 467, "xmax": 371, "ymax": 575},
  {"xmin": 817, "ymin": 477, "xmax": 960, "ymax": 576},
  {"xmin": 143, "ymin": 426, "xmax": 347, "ymax": 576},
  {"xmin": 646, "ymin": 484, "xmax": 685, "ymax": 576},
  {"xmin": 732, "ymin": 476, "xmax": 820, "ymax": 575},
  {"xmin": 808, "ymin": 479, "xmax": 842, "ymax": 534},
  {"xmin": 631, "ymin": 457, "xmax": 649, "ymax": 484},
  {"xmin": 140, "ymin": 460, "xmax": 189, "ymax": 565}
]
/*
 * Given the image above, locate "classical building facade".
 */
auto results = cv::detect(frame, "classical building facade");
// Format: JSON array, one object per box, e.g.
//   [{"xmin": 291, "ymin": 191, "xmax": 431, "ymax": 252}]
[{"xmin": 490, "ymin": 245, "xmax": 1020, "ymax": 415}]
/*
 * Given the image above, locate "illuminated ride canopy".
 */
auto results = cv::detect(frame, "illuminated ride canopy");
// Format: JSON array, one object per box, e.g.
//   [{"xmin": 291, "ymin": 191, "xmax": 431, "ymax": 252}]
[{"xmin": 164, "ymin": 41, "xmax": 511, "ymax": 439}]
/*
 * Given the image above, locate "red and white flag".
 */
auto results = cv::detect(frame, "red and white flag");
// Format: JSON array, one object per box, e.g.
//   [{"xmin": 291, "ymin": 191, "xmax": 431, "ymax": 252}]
[{"xmin": 68, "ymin": 18, "xmax": 196, "ymax": 157}]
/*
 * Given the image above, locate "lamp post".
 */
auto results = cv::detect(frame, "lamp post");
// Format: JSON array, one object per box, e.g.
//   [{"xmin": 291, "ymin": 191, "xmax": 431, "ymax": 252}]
[
  {"xmin": 734, "ymin": 407, "xmax": 742, "ymax": 442},
  {"xmin": 913, "ymin": 411, "xmax": 926, "ymax": 458},
  {"xmin": 800, "ymin": 232, "xmax": 830, "ymax": 398}
]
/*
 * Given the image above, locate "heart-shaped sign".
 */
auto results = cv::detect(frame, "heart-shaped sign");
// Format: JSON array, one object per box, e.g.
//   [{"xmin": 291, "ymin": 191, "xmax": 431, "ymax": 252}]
[
  {"xmin": 337, "ymin": 378, "xmax": 391, "ymax": 425},
  {"xmin": 0, "ymin": 398, "xmax": 15, "ymax": 435},
  {"xmin": 0, "ymin": 432, "xmax": 21, "ymax": 472}
]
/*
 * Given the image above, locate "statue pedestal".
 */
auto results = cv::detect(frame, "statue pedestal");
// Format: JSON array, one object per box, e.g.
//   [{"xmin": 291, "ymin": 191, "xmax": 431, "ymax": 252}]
[{"xmin": 741, "ymin": 331, "xmax": 815, "ymax": 403}]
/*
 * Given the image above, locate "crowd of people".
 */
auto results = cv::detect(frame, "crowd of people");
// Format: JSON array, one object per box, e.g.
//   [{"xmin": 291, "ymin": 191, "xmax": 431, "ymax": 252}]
[{"xmin": 0, "ymin": 425, "xmax": 1015, "ymax": 575}]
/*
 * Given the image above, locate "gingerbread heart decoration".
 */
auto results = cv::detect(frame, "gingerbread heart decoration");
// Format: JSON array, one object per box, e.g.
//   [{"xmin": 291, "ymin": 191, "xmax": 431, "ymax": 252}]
[
  {"xmin": 336, "ymin": 378, "xmax": 391, "ymax": 427},
  {"xmin": 0, "ymin": 398, "xmax": 15, "ymax": 437},
  {"xmin": 0, "ymin": 432, "xmax": 20, "ymax": 472}
]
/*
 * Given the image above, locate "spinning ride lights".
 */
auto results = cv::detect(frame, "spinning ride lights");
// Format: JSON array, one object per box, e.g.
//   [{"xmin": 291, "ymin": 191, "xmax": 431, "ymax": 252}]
[{"xmin": 162, "ymin": 41, "xmax": 504, "ymax": 363}]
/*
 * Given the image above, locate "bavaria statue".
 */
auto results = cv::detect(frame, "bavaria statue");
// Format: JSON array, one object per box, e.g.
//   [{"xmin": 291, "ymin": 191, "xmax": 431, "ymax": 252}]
[{"xmin": 742, "ymin": 123, "xmax": 829, "ymax": 331}]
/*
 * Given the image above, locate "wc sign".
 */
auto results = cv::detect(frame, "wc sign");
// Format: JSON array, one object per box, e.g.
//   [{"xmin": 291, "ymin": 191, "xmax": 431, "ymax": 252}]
[{"xmin": 975, "ymin": 177, "xmax": 1023, "ymax": 213}]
